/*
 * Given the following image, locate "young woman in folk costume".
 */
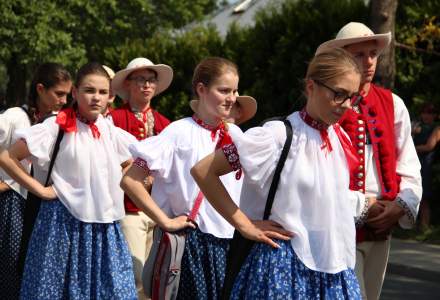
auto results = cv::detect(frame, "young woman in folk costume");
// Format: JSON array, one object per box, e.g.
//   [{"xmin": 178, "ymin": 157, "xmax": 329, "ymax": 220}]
[
  {"xmin": 192, "ymin": 48, "xmax": 373, "ymax": 299},
  {"xmin": 121, "ymin": 57, "xmax": 256, "ymax": 299},
  {"xmin": 0, "ymin": 63, "xmax": 71, "ymax": 299},
  {"xmin": 0, "ymin": 62, "xmax": 137, "ymax": 299}
]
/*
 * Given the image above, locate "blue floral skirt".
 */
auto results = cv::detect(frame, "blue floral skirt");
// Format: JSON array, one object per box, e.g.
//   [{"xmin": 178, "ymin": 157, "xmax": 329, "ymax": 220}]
[
  {"xmin": 0, "ymin": 189, "xmax": 26, "ymax": 299},
  {"xmin": 177, "ymin": 228, "xmax": 230, "ymax": 300},
  {"xmin": 20, "ymin": 200, "xmax": 137, "ymax": 300},
  {"xmin": 231, "ymin": 240, "xmax": 361, "ymax": 300}
]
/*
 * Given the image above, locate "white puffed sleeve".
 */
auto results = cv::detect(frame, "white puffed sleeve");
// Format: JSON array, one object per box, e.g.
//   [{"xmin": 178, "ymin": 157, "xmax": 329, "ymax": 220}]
[
  {"xmin": 393, "ymin": 93, "xmax": 422, "ymax": 228},
  {"xmin": 0, "ymin": 107, "xmax": 31, "ymax": 146},
  {"xmin": 227, "ymin": 121, "xmax": 286, "ymax": 188},
  {"xmin": 129, "ymin": 132, "xmax": 175, "ymax": 179},
  {"xmin": 14, "ymin": 117, "xmax": 59, "ymax": 168},
  {"xmin": 108, "ymin": 124, "xmax": 138, "ymax": 164}
]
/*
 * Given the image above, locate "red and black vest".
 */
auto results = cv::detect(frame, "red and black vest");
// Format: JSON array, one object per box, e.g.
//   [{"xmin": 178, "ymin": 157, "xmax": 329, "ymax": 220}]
[
  {"xmin": 111, "ymin": 103, "xmax": 171, "ymax": 212},
  {"xmin": 339, "ymin": 84, "xmax": 401, "ymax": 242}
]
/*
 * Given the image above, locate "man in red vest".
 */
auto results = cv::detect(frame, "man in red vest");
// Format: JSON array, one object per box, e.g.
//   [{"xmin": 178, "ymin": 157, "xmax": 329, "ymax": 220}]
[
  {"xmin": 111, "ymin": 57, "xmax": 173, "ymax": 300},
  {"xmin": 316, "ymin": 22, "xmax": 422, "ymax": 299}
]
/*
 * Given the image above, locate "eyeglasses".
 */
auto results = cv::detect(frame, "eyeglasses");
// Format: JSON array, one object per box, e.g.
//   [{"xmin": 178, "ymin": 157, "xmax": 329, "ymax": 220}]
[
  {"xmin": 314, "ymin": 79, "xmax": 362, "ymax": 106},
  {"xmin": 129, "ymin": 76, "xmax": 158, "ymax": 87}
]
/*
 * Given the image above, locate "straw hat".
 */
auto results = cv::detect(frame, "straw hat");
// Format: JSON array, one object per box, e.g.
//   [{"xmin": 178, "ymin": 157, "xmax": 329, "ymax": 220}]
[
  {"xmin": 102, "ymin": 65, "xmax": 115, "ymax": 79},
  {"xmin": 315, "ymin": 22, "xmax": 391, "ymax": 56},
  {"xmin": 189, "ymin": 96, "xmax": 257, "ymax": 125},
  {"xmin": 112, "ymin": 57, "xmax": 173, "ymax": 100}
]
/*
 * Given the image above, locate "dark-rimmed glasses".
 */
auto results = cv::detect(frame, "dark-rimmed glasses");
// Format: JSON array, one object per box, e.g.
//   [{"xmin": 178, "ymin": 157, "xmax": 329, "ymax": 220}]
[
  {"xmin": 314, "ymin": 79, "xmax": 362, "ymax": 106},
  {"xmin": 129, "ymin": 76, "xmax": 158, "ymax": 87}
]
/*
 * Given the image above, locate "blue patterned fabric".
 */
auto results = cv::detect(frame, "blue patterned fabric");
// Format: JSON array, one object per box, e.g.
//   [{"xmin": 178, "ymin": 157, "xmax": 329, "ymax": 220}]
[
  {"xmin": 0, "ymin": 190, "xmax": 26, "ymax": 299},
  {"xmin": 231, "ymin": 240, "xmax": 361, "ymax": 300},
  {"xmin": 177, "ymin": 228, "xmax": 230, "ymax": 300},
  {"xmin": 20, "ymin": 200, "xmax": 137, "ymax": 300}
]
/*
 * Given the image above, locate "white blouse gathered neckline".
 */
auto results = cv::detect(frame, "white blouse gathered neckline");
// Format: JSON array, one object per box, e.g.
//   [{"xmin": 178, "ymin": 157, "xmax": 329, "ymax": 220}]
[
  {"xmin": 227, "ymin": 112, "xmax": 366, "ymax": 274},
  {"xmin": 14, "ymin": 114, "xmax": 136, "ymax": 223},
  {"xmin": 129, "ymin": 117, "xmax": 243, "ymax": 239}
]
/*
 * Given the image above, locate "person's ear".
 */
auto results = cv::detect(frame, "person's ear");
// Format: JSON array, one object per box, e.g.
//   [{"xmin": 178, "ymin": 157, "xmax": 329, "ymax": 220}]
[
  {"xmin": 71, "ymin": 86, "xmax": 78, "ymax": 101},
  {"xmin": 36, "ymin": 83, "xmax": 45, "ymax": 95},
  {"xmin": 196, "ymin": 82, "xmax": 206, "ymax": 98},
  {"xmin": 305, "ymin": 79, "xmax": 314, "ymax": 97}
]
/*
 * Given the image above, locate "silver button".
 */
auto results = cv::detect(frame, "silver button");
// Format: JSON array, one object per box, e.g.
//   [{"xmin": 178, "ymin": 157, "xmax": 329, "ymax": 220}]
[
  {"xmin": 357, "ymin": 127, "xmax": 365, "ymax": 132},
  {"xmin": 357, "ymin": 120, "xmax": 364, "ymax": 125},
  {"xmin": 357, "ymin": 142, "xmax": 364, "ymax": 147},
  {"xmin": 357, "ymin": 181, "xmax": 363, "ymax": 187},
  {"xmin": 358, "ymin": 165, "xmax": 364, "ymax": 171},
  {"xmin": 358, "ymin": 134, "xmax": 365, "ymax": 140},
  {"xmin": 357, "ymin": 149, "xmax": 364, "ymax": 155},
  {"xmin": 357, "ymin": 173, "xmax": 364, "ymax": 178}
]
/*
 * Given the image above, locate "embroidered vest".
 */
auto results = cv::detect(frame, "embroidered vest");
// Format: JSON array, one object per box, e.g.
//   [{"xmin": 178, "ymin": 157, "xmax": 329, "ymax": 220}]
[
  {"xmin": 110, "ymin": 104, "xmax": 170, "ymax": 140},
  {"xmin": 339, "ymin": 84, "xmax": 401, "ymax": 242}
]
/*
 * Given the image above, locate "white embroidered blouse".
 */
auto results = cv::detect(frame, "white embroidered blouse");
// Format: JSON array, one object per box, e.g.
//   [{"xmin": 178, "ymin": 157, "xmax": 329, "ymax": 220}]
[
  {"xmin": 225, "ymin": 112, "xmax": 367, "ymax": 274},
  {"xmin": 14, "ymin": 114, "xmax": 136, "ymax": 223},
  {"xmin": 129, "ymin": 117, "xmax": 243, "ymax": 239}
]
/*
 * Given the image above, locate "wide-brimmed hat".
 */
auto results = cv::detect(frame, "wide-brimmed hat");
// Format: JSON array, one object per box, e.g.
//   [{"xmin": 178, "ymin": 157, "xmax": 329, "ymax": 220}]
[
  {"xmin": 315, "ymin": 22, "xmax": 391, "ymax": 56},
  {"xmin": 102, "ymin": 65, "xmax": 115, "ymax": 79},
  {"xmin": 112, "ymin": 57, "xmax": 173, "ymax": 100},
  {"xmin": 189, "ymin": 96, "xmax": 257, "ymax": 125}
]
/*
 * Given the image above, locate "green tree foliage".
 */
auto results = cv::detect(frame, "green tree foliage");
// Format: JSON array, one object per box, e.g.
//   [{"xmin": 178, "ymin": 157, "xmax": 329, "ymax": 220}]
[
  {"xmin": 224, "ymin": 0, "xmax": 368, "ymax": 125},
  {"xmin": 123, "ymin": 26, "xmax": 225, "ymax": 120},
  {"xmin": 2, "ymin": 0, "xmax": 437, "ymax": 124},
  {"xmin": 0, "ymin": 0, "xmax": 85, "ymax": 106},
  {"xmin": 0, "ymin": 0, "xmax": 218, "ymax": 106},
  {"xmin": 395, "ymin": 0, "xmax": 440, "ymax": 114}
]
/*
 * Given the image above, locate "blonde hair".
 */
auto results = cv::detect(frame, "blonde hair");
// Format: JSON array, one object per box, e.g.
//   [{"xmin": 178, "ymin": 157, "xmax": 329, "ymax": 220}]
[{"xmin": 306, "ymin": 48, "xmax": 360, "ymax": 82}]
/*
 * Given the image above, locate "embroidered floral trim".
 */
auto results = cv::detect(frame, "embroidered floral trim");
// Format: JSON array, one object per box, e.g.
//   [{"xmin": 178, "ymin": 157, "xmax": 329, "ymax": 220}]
[
  {"xmin": 299, "ymin": 109, "xmax": 329, "ymax": 131},
  {"xmin": 299, "ymin": 108, "xmax": 333, "ymax": 152},
  {"xmin": 222, "ymin": 143, "xmax": 241, "ymax": 170},
  {"xmin": 132, "ymin": 107, "xmax": 155, "ymax": 138},
  {"xmin": 192, "ymin": 114, "xmax": 233, "ymax": 149},
  {"xmin": 355, "ymin": 198, "xmax": 370, "ymax": 228},
  {"xmin": 133, "ymin": 157, "xmax": 150, "ymax": 174},
  {"xmin": 396, "ymin": 197, "xmax": 415, "ymax": 225},
  {"xmin": 222, "ymin": 143, "xmax": 242, "ymax": 180}
]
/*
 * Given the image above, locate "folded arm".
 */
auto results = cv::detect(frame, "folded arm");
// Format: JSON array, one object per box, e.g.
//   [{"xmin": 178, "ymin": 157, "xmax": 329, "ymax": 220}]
[
  {"xmin": 120, "ymin": 160, "xmax": 195, "ymax": 232},
  {"xmin": 191, "ymin": 148, "xmax": 293, "ymax": 248},
  {"xmin": 0, "ymin": 139, "xmax": 55, "ymax": 199}
]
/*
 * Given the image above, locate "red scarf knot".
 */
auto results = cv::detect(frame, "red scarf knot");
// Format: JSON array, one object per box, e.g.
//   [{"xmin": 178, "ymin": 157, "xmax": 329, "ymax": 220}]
[
  {"xmin": 192, "ymin": 115, "xmax": 232, "ymax": 150},
  {"xmin": 56, "ymin": 107, "xmax": 100, "ymax": 139},
  {"xmin": 299, "ymin": 109, "xmax": 333, "ymax": 153},
  {"xmin": 56, "ymin": 108, "xmax": 77, "ymax": 133}
]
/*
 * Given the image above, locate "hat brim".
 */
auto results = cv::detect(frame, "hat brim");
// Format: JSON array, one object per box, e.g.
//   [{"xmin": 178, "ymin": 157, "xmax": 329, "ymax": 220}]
[
  {"xmin": 189, "ymin": 96, "xmax": 257, "ymax": 125},
  {"xmin": 315, "ymin": 32, "xmax": 391, "ymax": 56},
  {"xmin": 112, "ymin": 64, "xmax": 173, "ymax": 100}
]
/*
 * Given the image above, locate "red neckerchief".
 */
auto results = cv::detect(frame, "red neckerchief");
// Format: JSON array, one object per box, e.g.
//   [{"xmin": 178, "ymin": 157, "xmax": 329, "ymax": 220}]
[
  {"xmin": 56, "ymin": 107, "xmax": 100, "ymax": 139},
  {"xmin": 192, "ymin": 114, "xmax": 232, "ymax": 149},
  {"xmin": 299, "ymin": 108, "xmax": 332, "ymax": 152}
]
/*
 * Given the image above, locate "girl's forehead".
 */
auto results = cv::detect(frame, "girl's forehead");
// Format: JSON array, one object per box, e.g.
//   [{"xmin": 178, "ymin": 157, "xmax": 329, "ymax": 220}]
[{"xmin": 79, "ymin": 74, "xmax": 110, "ymax": 88}]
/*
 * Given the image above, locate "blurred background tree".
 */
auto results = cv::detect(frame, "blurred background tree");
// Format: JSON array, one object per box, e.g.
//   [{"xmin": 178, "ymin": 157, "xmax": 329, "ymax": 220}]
[
  {"xmin": 0, "ymin": 0, "xmax": 438, "ymax": 123},
  {"xmin": 0, "ymin": 0, "xmax": 218, "ymax": 107}
]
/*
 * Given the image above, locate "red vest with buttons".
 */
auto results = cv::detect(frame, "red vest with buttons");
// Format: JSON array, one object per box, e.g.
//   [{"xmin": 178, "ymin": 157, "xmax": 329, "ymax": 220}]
[
  {"xmin": 338, "ymin": 84, "xmax": 401, "ymax": 242},
  {"xmin": 111, "ymin": 103, "xmax": 171, "ymax": 212}
]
